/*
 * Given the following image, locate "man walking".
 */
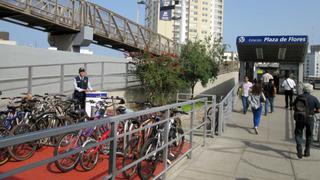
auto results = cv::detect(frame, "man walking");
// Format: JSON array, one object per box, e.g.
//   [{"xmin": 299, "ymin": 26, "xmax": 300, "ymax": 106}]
[
  {"xmin": 282, "ymin": 74, "xmax": 296, "ymax": 110},
  {"xmin": 263, "ymin": 79, "xmax": 276, "ymax": 115},
  {"xmin": 241, "ymin": 76, "xmax": 253, "ymax": 114},
  {"xmin": 293, "ymin": 83, "xmax": 320, "ymax": 159},
  {"xmin": 261, "ymin": 70, "xmax": 273, "ymax": 86}
]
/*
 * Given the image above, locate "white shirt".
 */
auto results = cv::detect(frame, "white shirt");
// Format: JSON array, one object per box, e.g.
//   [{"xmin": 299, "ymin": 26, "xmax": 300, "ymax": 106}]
[
  {"xmin": 261, "ymin": 73, "xmax": 273, "ymax": 83},
  {"xmin": 281, "ymin": 78, "xmax": 296, "ymax": 91},
  {"xmin": 242, "ymin": 82, "xmax": 253, "ymax": 97},
  {"xmin": 73, "ymin": 76, "xmax": 93, "ymax": 92}
]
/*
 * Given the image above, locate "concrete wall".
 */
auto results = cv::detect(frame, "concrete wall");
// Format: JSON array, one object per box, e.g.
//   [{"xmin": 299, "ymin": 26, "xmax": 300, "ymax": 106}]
[
  {"xmin": 194, "ymin": 71, "xmax": 239, "ymax": 98},
  {"xmin": 0, "ymin": 44, "xmax": 137, "ymax": 98}
]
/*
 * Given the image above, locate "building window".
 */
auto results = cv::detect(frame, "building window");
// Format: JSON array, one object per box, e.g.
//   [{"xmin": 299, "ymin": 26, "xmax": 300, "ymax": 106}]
[
  {"xmin": 202, "ymin": 13, "xmax": 208, "ymax": 17},
  {"xmin": 201, "ymin": 30, "xmax": 207, "ymax": 34}
]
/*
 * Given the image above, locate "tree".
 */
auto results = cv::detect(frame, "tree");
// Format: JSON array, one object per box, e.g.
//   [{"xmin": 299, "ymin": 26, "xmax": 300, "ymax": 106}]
[
  {"xmin": 180, "ymin": 37, "xmax": 225, "ymax": 97},
  {"xmin": 133, "ymin": 53, "xmax": 186, "ymax": 106}
]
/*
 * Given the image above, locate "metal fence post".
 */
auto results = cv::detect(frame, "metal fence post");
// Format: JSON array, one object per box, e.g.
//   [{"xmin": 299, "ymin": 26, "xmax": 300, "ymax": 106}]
[
  {"xmin": 27, "ymin": 66, "xmax": 32, "ymax": 94},
  {"xmin": 101, "ymin": 62, "xmax": 105, "ymax": 90},
  {"xmin": 108, "ymin": 121, "xmax": 118, "ymax": 180},
  {"xmin": 218, "ymin": 103, "xmax": 223, "ymax": 136},
  {"xmin": 203, "ymin": 101, "xmax": 207, "ymax": 146},
  {"xmin": 125, "ymin": 63, "xmax": 128, "ymax": 88},
  {"xmin": 211, "ymin": 96, "xmax": 216, "ymax": 137},
  {"xmin": 60, "ymin": 65, "xmax": 64, "ymax": 94},
  {"xmin": 162, "ymin": 109, "xmax": 170, "ymax": 180},
  {"xmin": 188, "ymin": 102, "xmax": 195, "ymax": 159}
]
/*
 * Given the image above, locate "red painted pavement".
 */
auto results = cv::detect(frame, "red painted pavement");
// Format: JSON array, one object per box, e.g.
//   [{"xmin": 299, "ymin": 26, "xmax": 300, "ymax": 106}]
[{"xmin": 0, "ymin": 143, "xmax": 190, "ymax": 180}]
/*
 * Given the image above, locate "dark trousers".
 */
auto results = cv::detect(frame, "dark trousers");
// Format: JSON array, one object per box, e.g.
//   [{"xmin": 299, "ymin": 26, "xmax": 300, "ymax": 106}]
[
  {"xmin": 241, "ymin": 96, "xmax": 249, "ymax": 114},
  {"xmin": 284, "ymin": 90, "xmax": 293, "ymax": 108},
  {"xmin": 295, "ymin": 116, "xmax": 314, "ymax": 150},
  {"xmin": 73, "ymin": 91, "xmax": 86, "ymax": 109}
]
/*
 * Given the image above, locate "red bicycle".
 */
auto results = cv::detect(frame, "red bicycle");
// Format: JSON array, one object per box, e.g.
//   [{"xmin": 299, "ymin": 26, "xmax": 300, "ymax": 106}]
[{"xmin": 79, "ymin": 125, "xmax": 111, "ymax": 171}]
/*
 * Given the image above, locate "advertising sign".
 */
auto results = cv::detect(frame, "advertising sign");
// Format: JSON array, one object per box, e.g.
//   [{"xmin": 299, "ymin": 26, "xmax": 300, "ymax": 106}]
[{"xmin": 160, "ymin": 0, "xmax": 172, "ymax": 20}]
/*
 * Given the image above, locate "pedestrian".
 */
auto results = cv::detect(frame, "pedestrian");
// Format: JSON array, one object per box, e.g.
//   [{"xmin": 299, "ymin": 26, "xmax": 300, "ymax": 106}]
[
  {"xmin": 73, "ymin": 67, "xmax": 94, "ymax": 109},
  {"xmin": 263, "ymin": 79, "xmax": 277, "ymax": 115},
  {"xmin": 261, "ymin": 70, "xmax": 273, "ymax": 86},
  {"xmin": 281, "ymin": 74, "xmax": 296, "ymax": 110},
  {"xmin": 293, "ymin": 83, "xmax": 320, "ymax": 159},
  {"xmin": 249, "ymin": 83, "xmax": 266, "ymax": 134},
  {"xmin": 240, "ymin": 76, "xmax": 253, "ymax": 114}
]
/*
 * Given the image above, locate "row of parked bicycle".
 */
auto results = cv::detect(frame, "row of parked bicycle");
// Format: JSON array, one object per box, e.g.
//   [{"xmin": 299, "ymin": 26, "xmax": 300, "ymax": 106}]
[{"xmin": 0, "ymin": 93, "xmax": 187, "ymax": 180}]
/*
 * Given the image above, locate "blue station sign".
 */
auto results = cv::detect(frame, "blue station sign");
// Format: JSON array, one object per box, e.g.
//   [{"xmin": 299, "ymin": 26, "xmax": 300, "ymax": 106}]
[{"xmin": 237, "ymin": 35, "xmax": 308, "ymax": 45}]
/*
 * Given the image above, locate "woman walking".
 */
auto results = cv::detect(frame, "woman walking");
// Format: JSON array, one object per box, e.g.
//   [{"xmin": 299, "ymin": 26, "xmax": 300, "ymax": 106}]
[{"xmin": 249, "ymin": 83, "xmax": 266, "ymax": 134}]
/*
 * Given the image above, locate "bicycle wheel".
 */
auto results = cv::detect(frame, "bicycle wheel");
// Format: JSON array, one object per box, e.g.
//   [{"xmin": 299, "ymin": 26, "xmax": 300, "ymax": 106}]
[
  {"xmin": 54, "ymin": 132, "xmax": 82, "ymax": 172},
  {"xmin": 138, "ymin": 138, "xmax": 159, "ymax": 180},
  {"xmin": 0, "ymin": 127, "xmax": 10, "ymax": 165},
  {"xmin": 8, "ymin": 124, "xmax": 36, "ymax": 161},
  {"xmin": 206, "ymin": 107, "xmax": 214, "ymax": 130},
  {"xmin": 30, "ymin": 117, "xmax": 50, "ymax": 149},
  {"xmin": 122, "ymin": 138, "xmax": 139, "ymax": 179},
  {"xmin": 80, "ymin": 139, "xmax": 99, "ymax": 171},
  {"xmin": 50, "ymin": 116, "xmax": 74, "ymax": 145}
]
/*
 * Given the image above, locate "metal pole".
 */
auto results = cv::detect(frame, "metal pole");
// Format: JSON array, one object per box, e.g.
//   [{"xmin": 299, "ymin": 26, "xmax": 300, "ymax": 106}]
[
  {"xmin": 101, "ymin": 62, "xmax": 105, "ymax": 90},
  {"xmin": 203, "ymin": 101, "xmax": 207, "ymax": 146},
  {"xmin": 218, "ymin": 103, "xmax": 223, "ymax": 136},
  {"xmin": 162, "ymin": 109, "xmax": 170, "ymax": 179},
  {"xmin": 188, "ymin": 102, "xmax": 195, "ymax": 159},
  {"xmin": 125, "ymin": 63, "xmax": 129, "ymax": 88},
  {"xmin": 60, "ymin": 65, "xmax": 64, "ymax": 94},
  {"xmin": 211, "ymin": 96, "xmax": 216, "ymax": 137},
  {"xmin": 108, "ymin": 121, "xmax": 118, "ymax": 180},
  {"xmin": 27, "ymin": 66, "xmax": 32, "ymax": 94}
]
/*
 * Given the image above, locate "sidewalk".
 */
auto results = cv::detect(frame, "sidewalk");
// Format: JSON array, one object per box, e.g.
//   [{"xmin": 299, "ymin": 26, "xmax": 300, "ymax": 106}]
[{"xmin": 169, "ymin": 91, "xmax": 320, "ymax": 180}]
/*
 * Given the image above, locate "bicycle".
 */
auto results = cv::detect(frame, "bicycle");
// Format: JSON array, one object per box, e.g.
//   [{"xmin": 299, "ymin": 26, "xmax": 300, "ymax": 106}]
[
  {"xmin": 137, "ymin": 109, "xmax": 185, "ymax": 180},
  {"xmin": 54, "ymin": 100, "xmax": 110, "ymax": 172}
]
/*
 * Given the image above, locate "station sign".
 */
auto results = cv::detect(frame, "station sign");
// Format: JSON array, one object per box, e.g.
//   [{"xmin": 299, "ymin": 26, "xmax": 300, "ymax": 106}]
[{"xmin": 237, "ymin": 35, "xmax": 308, "ymax": 45}]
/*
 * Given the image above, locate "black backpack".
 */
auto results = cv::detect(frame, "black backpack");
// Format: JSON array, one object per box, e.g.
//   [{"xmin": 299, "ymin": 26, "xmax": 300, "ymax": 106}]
[{"xmin": 293, "ymin": 95, "xmax": 309, "ymax": 122}]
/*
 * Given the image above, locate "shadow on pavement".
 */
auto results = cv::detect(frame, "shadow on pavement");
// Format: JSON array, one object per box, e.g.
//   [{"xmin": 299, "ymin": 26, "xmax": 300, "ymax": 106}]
[
  {"xmin": 242, "ymin": 141, "xmax": 293, "ymax": 159},
  {"xmin": 227, "ymin": 123, "xmax": 254, "ymax": 134}
]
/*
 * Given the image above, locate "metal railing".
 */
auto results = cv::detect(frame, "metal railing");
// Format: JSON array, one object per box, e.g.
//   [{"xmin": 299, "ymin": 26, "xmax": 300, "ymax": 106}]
[
  {"xmin": 216, "ymin": 84, "xmax": 239, "ymax": 135},
  {"xmin": 0, "ymin": 61, "xmax": 139, "ymax": 96},
  {"xmin": 0, "ymin": 98, "xmax": 209, "ymax": 180},
  {"xmin": 0, "ymin": 0, "xmax": 179, "ymax": 55},
  {"xmin": 176, "ymin": 84, "xmax": 239, "ymax": 137},
  {"xmin": 176, "ymin": 93, "xmax": 216, "ymax": 137}
]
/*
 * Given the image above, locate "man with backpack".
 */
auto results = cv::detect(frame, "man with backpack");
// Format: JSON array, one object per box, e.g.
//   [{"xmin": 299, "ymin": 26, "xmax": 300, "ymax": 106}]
[{"xmin": 293, "ymin": 83, "xmax": 320, "ymax": 159}]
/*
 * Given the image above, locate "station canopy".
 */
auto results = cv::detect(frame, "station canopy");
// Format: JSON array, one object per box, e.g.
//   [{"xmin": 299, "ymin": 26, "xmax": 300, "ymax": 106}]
[{"xmin": 236, "ymin": 35, "xmax": 308, "ymax": 63}]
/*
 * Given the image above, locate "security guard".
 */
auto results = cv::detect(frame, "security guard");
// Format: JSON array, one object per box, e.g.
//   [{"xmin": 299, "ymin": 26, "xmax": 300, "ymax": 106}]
[
  {"xmin": 73, "ymin": 67, "xmax": 93, "ymax": 109},
  {"xmin": 293, "ymin": 83, "xmax": 320, "ymax": 159}
]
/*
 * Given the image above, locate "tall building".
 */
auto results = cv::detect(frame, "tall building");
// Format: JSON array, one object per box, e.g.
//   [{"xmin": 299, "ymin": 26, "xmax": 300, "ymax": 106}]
[
  {"xmin": 145, "ymin": 0, "xmax": 224, "ymax": 43},
  {"xmin": 304, "ymin": 45, "xmax": 320, "ymax": 77}
]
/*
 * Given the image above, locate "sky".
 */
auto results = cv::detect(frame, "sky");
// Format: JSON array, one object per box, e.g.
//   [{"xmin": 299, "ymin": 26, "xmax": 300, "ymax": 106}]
[{"xmin": 0, "ymin": 0, "xmax": 320, "ymax": 56}]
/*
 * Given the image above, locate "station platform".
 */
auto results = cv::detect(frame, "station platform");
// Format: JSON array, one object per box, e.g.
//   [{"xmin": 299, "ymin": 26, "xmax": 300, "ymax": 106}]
[{"xmin": 169, "ymin": 91, "xmax": 320, "ymax": 180}]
